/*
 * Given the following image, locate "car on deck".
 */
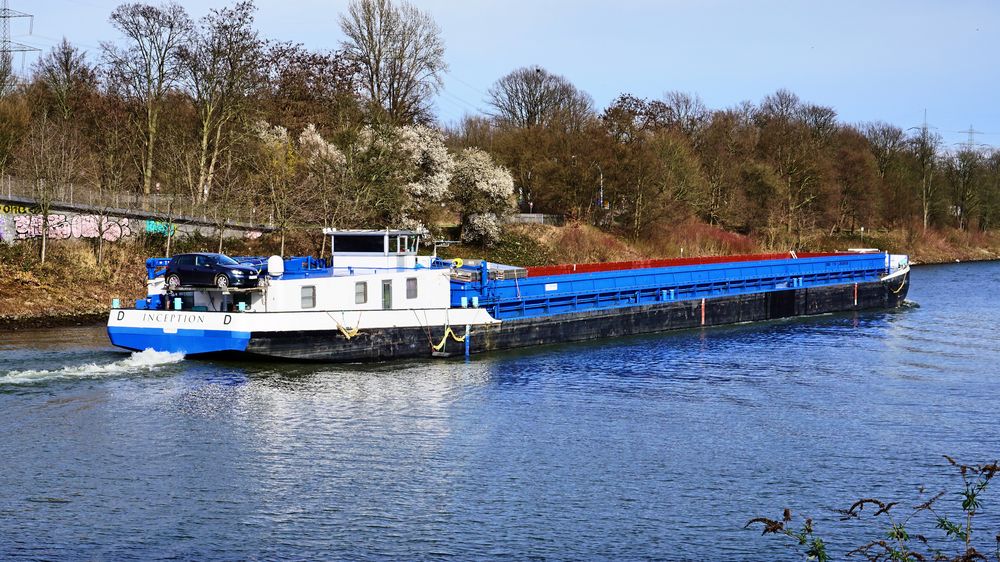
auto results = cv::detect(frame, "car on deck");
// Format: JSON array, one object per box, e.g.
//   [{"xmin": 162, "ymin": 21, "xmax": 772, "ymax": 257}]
[{"xmin": 164, "ymin": 253, "xmax": 260, "ymax": 289}]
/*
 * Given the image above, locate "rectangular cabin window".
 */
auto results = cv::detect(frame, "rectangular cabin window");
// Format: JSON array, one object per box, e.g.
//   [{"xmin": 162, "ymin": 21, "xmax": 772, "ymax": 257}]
[
  {"xmin": 406, "ymin": 277, "xmax": 418, "ymax": 299},
  {"xmin": 355, "ymin": 282, "xmax": 367, "ymax": 304},
  {"xmin": 301, "ymin": 286, "xmax": 316, "ymax": 309},
  {"xmin": 334, "ymin": 235, "xmax": 385, "ymax": 253}
]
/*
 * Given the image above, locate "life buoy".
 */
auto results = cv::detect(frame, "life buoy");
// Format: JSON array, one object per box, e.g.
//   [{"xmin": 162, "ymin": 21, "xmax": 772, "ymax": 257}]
[{"xmin": 453, "ymin": 258, "xmax": 464, "ymax": 268}]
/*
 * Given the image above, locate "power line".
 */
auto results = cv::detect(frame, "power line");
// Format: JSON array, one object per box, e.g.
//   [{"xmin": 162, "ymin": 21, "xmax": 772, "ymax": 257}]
[
  {"xmin": 14, "ymin": 31, "xmax": 102, "ymax": 52},
  {"xmin": 438, "ymin": 87, "xmax": 480, "ymax": 112},
  {"xmin": 447, "ymin": 71, "xmax": 489, "ymax": 97}
]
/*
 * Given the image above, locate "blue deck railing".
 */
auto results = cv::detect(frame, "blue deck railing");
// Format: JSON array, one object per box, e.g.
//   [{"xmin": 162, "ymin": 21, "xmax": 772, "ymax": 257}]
[
  {"xmin": 144, "ymin": 255, "xmax": 447, "ymax": 281},
  {"xmin": 451, "ymin": 253, "xmax": 888, "ymax": 320}
]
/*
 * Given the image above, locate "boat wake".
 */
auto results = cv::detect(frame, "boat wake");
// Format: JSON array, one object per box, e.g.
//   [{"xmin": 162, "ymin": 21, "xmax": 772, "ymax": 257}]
[{"xmin": 0, "ymin": 349, "xmax": 185, "ymax": 385}]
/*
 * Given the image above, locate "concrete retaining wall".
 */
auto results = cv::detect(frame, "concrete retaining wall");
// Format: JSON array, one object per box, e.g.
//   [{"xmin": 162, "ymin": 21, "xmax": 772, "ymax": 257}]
[{"xmin": 0, "ymin": 196, "xmax": 273, "ymax": 244}]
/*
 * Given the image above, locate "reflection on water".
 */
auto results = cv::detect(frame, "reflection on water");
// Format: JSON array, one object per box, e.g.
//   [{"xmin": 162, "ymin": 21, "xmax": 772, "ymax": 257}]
[{"xmin": 1, "ymin": 262, "xmax": 999, "ymax": 559}]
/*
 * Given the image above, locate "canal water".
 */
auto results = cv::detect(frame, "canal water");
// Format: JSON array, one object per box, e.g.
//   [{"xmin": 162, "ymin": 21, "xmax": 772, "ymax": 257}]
[{"xmin": 1, "ymin": 262, "xmax": 998, "ymax": 560}]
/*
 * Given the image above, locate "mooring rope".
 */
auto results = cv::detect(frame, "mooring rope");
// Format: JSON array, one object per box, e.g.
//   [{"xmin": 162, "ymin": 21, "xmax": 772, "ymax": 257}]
[
  {"xmin": 412, "ymin": 309, "xmax": 435, "ymax": 347},
  {"xmin": 431, "ymin": 326, "xmax": 466, "ymax": 352},
  {"xmin": 891, "ymin": 273, "xmax": 908, "ymax": 294},
  {"xmin": 327, "ymin": 312, "xmax": 361, "ymax": 339}
]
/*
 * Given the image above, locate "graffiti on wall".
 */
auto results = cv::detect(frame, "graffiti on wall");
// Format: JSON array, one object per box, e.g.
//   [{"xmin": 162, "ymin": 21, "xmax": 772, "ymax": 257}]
[
  {"xmin": 145, "ymin": 220, "xmax": 176, "ymax": 236},
  {"xmin": 0, "ymin": 204, "xmax": 39, "ymax": 214},
  {"xmin": 11, "ymin": 214, "xmax": 133, "ymax": 241}
]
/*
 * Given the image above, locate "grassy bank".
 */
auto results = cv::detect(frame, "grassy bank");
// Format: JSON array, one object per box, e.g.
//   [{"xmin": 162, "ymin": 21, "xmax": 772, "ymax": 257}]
[
  {"xmin": 2, "ymin": 224, "xmax": 998, "ymax": 329},
  {"xmin": 442, "ymin": 222, "xmax": 1000, "ymax": 267}
]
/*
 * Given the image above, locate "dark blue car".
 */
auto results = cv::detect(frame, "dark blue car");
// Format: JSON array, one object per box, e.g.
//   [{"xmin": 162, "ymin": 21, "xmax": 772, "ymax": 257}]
[{"xmin": 164, "ymin": 253, "xmax": 259, "ymax": 290}]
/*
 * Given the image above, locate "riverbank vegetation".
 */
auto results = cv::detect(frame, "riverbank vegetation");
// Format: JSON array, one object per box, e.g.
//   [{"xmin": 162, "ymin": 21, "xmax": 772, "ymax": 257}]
[
  {"xmin": 1, "ymin": 0, "xmax": 999, "ymax": 321},
  {"xmin": 748, "ymin": 456, "xmax": 1000, "ymax": 561}
]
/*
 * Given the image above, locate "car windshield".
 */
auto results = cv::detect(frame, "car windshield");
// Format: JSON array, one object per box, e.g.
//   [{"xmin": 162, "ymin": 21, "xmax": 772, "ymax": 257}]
[{"xmin": 215, "ymin": 255, "xmax": 239, "ymax": 266}]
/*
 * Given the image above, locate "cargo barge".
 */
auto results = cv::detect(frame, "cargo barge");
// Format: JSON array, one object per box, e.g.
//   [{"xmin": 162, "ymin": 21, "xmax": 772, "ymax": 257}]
[{"xmin": 107, "ymin": 229, "xmax": 911, "ymax": 361}]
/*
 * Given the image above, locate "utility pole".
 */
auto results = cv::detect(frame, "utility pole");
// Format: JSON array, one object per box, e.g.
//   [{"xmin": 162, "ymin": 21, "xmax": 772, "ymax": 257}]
[
  {"xmin": 957, "ymin": 124, "xmax": 984, "ymax": 152},
  {"xmin": 0, "ymin": 0, "xmax": 39, "ymax": 94}
]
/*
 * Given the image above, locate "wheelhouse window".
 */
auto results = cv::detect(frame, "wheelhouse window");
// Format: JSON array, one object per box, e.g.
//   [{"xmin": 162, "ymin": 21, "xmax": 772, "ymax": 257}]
[
  {"xmin": 406, "ymin": 277, "xmax": 418, "ymax": 299},
  {"xmin": 355, "ymin": 282, "xmax": 367, "ymax": 304},
  {"xmin": 335, "ymin": 235, "xmax": 385, "ymax": 253},
  {"xmin": 301, "ymin": 286, "xmax": 316, "ymax": 309}
]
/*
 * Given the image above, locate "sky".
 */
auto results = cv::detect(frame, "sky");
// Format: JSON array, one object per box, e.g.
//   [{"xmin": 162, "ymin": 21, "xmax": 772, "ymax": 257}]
[{"xmin": 9, "ymin": 0, "xmax": 1000, "ymax": 149}]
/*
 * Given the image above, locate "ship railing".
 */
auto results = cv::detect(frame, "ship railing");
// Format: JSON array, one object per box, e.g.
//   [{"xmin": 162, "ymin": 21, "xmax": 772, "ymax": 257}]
[{"xmin": 276, "ymin": 264, "xmax": 450, "ymax": 279}]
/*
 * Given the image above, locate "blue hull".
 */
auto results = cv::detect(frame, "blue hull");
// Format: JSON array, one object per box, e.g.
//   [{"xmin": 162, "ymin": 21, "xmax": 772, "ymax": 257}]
[{"xmin": 107, "ymin": 326, "xmax": 250, "ymax": 355}]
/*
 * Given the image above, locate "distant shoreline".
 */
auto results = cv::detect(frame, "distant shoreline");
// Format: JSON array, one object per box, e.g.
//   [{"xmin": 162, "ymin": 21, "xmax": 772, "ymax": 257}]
[{"xmin": 0, "ymin": 311, "xmax": 107, "ymax": 331}]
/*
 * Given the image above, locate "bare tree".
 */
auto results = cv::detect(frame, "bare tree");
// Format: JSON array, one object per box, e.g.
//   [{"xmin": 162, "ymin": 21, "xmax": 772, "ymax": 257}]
[
  {"xmin": 180, "ymin": 1, "xmax": 265, "ymax": 204},
  {"xmin": 261, "ymin": 43, "xmax": 360, "ymax": 133},
  {"xmin": 944, "ymin": 149, "xmax": 980, "ymax": 230},
  {"xmin": 662, "ymin": 91, "xmax": 708, "ymax": 137},
  {"xmin": 981, "ymin": 152, "xmax": 1000, "ymax": 231},
  {"xmin": 861, "ymin": 121, "xmax": 905, "ymax": 179},
  {"xmin": 799, "ymin": 104, "xmax": 838, "ymax": 145},
  {"xmin": 488, "ymin": 66, "xmax": 593, "ymax": 130},
  {"xmin": 250, "ymin": 121, "xmax": 312, "ymax": 255},
  {"xmin": 15, "ymin": 117, "xmax": 89, "ymax": 263},
  {"xmin": 34, "ymin": 39, "xmax": 97, "ymax": 121},
  {"xmin": 87, "ymin": 91, "xmax": 138, "ymax": 264},
  {"xmin": 102, "ymin": 2, "xmax": 192, "ymax": 196},
  {"xmin": 757, "ymin": 89, "xmax": 801, "ymax": 122},
  {"xmin": 909, "ymin": 124, "xmax": 942, "ymax": 231},
  {"xmin": 339, "ymin": 0, "xmax": 446, "ymax": 124},
  {"xmin": 0, "ymin": 94, "xmax": 29, "ymax": 178},
  {"xmin": 208, "ymin": 152, "xmax": 252, "ymax": 254}
]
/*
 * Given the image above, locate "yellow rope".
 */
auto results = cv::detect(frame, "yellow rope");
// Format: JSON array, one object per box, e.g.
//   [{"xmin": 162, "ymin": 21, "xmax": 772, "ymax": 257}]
[
  {"xmin": 431, "ymin": 326, "xmax": 466, "ymax": 351},
  {"xmin": 328, "ymin": 312, "xmax": 361, "ymax": 339},
  {"xmin": 337, "ymin": 323, "xmax": 360, "ymax": 339},
  {"xmin": 891, "ymin": 273, "xmax": 908, "ymax": 294}
]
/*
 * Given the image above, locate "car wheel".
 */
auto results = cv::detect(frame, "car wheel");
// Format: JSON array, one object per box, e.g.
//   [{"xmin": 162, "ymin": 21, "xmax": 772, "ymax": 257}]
[
  {"xmin": 215, "ymin": 274, "xmax": 230, "ymax": 289},
  {"xmin": 166, "ymin": 274, "xmax": 181, "ymax": 290}
]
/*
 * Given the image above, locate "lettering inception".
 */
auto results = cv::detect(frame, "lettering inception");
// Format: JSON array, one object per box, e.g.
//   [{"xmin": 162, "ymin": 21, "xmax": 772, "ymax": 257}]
[{"xmin": 141, "ymin": 312, "xmax": 206, "ymax": 324}]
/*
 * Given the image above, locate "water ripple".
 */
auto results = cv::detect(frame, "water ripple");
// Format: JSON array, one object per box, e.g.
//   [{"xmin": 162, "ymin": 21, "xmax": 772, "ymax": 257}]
[{"xmin": 1, "ymin": 262, "xmax": 999, "ymax": 559}]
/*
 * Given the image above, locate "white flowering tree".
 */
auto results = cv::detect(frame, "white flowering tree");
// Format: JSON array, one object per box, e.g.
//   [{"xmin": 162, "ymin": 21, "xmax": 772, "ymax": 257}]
[
  {"xmin": 299, "ymin": 123, "xmax": 347, "ymax": 168},
  {"xmin": 298, "ymin": 124, "xmax": 348, "ymax": 256},
  {"xmin": 450, "ymin": 147, "xmax": 515, "ymax": 245},
  {"xmin": 396, "ymin": 124, "xmax": 454, "ymax": 229}
]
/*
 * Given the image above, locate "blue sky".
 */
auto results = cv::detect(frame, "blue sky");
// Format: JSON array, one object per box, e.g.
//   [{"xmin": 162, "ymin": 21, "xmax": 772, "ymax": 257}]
[{"xmin": 12, "ymin": 0, "xmax": 1000, "ymax": 149}]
